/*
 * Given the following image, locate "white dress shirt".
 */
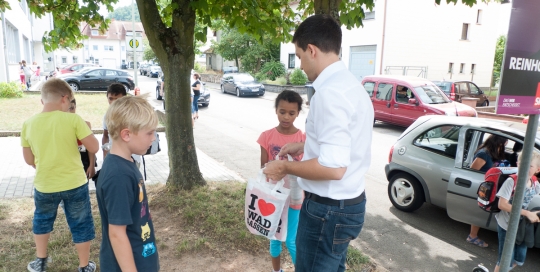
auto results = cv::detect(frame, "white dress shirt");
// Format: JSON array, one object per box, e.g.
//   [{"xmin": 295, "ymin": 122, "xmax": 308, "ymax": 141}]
[{"xmin": 298, "ymin": 61, "xmax": 374, "ymax": 199}]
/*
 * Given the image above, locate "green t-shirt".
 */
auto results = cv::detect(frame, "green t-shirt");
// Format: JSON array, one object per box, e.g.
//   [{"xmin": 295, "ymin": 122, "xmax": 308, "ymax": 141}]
[{"xmin": 21, "ymin": 111, "xmax": 92, "ymax": 193}]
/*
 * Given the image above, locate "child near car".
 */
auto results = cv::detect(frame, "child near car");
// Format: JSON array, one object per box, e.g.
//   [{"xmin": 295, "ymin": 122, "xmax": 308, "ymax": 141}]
[
  {"xmin": 96, "ymin": 96, "xmax": 160, "ymax": 271},
  {"xmin": 21, "ymin": 78, "xmax": 99, "ymax": 272},
  {"xmin": 257, "ymin": 90, "xmax": 305, "ymax": 272},
  {"xmin": 484, "ymin": 152, "xmax": 540, "ymax": 272}
]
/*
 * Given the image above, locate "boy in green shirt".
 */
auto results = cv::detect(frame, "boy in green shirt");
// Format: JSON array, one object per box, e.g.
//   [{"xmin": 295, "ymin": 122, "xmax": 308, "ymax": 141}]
[{"xmin": 21, "ymin": 78, "xmax": 99, "ymax": 272}]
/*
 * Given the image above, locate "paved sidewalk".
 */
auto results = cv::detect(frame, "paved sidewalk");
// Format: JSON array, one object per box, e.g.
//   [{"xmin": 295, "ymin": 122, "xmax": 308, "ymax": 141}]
[{"xmin": 0, "ymin": 132, "xmax": 244, "ymax": 199}]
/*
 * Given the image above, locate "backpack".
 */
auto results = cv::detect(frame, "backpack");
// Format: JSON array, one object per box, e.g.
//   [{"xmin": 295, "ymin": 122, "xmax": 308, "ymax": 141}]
[{"xmin": 477, "ymin": 167, "xmax": 538, "ymax": 227}]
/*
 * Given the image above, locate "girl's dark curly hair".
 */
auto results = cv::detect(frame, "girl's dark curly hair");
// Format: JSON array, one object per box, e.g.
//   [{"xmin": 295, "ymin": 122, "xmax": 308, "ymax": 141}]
[{"xmin": 275, "ymin": 90, "xmax": 303, "ymax": 112}]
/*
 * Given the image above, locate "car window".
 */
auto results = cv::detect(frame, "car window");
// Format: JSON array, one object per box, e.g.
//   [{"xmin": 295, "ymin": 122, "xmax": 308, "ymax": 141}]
[
  {"xmin": 363, "ymin": 82, "xmax": 375, "ymax": 97},
  {"xmin": 233, "ymin": 74, "xmax": 255, "ymax": 82},
  {"xmin": 72, "ymin": 65, "xmax": 81, "ymax": 71},
  {"xmin": 413, "ymin": 84, "xmax": 451, "ymax": 104},
  {"xmin": 414, "ymin": 125, "xmax": 461, "ymax": 159},
  {"xmin": 395, "ymin": 85, "xmax": 412, "ymax": 104},
  {"xmin": 457, "ymin": 82, "xmax": 469, "ymax": 94},
  {"xmin": 470, "ymin": 84, "xmax": 480, "ymax": 95},
  {"xmin": 376, "ymin": 83, "xmax": 393, "ymax": 101},
  {"xmin": 105, "ymin": 70, "xmax": 117, "ymax": 76},
  {"xmin": 86, "ymin": 70, "xmax": 102, "ymax": 77},
  {"xmin": 434, "ymin": 82, "xmax": 451, "ymax": 94}
]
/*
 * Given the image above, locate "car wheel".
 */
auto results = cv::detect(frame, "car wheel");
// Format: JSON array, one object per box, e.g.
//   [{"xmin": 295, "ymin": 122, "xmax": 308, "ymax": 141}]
[
  {"xmin": 68, "ymin": 82, "xmax": 79, "ymax": 92},
  {"xmin": 236, "ymin": 88, "xmax": 241, "ymax": 97},
  {"xmin": 156, "ymin": 88, "xmax": 163, "ymax": 100},
  {"xmin": 221, "ymin": 85, "xmax": 225, "ymax": 93},
  {"xmin": 481, "ymin": 100, "xmax": 489, "ymax": 107},
  {"xmin": 388, "ymin": 173, "xmax": 425, "ymax": 212},
  {"xmin": 123, "ymin": 84, "xmax": 130, "ymax": 94}
]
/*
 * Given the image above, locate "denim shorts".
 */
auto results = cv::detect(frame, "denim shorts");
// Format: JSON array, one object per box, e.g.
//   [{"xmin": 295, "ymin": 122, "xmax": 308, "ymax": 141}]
[
  {"xmin": 33, "ymin": 183, "xmax": 95, "ymax": 243},
  {"xmin": 497, "ymin": 224, "xmax": 528, "ymax": 267}
]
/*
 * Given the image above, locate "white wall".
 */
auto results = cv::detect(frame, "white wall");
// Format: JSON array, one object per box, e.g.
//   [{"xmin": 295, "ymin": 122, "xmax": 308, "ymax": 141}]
[
  {"xmin": 3, "ymin": 0, "xmax": 33, "ymax": 82},
  {"xmin": 280, "ymin": 0, "xmax": 506, "ymax": 88}
]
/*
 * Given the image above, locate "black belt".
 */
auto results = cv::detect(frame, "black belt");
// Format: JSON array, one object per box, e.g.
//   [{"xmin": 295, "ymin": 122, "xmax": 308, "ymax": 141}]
[{"xmin": 305, "ymin": 191, "xmax": 365, "ymax": 206}]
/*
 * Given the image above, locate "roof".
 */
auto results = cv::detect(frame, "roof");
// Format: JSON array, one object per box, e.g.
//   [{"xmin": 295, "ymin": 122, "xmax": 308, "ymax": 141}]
[
  {"xmin": 363, "ymin": 75, "xmax": 435, "ymax": 87},
  {"xmin": 80, "ymin": 20, "xmax": 146, "ymax": 40}
]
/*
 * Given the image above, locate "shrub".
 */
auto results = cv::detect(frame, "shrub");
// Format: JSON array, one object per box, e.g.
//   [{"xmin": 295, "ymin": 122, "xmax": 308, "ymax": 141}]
[
  {"xmin": 260, "ymin": 61, "xmax": 286, "ymax": 81},
  {"xmin": 289, "ymin": 68, "xmax": 308, "ymax": 85},
  {"xmin": 264, "ymin": 77, "xmax": 287, "ymax": 85},
  {"xmin": 0, "ymin": 82, "xmax": 23, "ymax": 98},
  {"xmin": 254, "ymin": 71, "xmax": 267, "ymax": 82},
  {"xmin": 194, "ymin": 62, "xmax": 205, "ymax": 73}
]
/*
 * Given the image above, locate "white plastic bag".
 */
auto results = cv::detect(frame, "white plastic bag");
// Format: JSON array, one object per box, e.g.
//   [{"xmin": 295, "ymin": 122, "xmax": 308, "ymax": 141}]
[{"xmin": 245, "ymin": 170, "xmax": 290, "ymax": 241}]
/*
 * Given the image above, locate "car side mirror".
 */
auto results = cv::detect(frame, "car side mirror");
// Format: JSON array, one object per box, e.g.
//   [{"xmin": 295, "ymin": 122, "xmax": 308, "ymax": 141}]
[
  {"xmin": 408, "ymin": 98, "xmax": 418, "ymax": 105},
  {"xmin": 478, "ymin": 90, "xmax": 484, "ymax": 94},
  {"xmin": 203, "ymin": 82, "xmax": 206, "ymax": 85}
]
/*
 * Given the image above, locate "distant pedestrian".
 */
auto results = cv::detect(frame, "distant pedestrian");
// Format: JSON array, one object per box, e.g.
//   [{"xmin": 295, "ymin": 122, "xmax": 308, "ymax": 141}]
[
  {"xmin": 263, "ymin": 14, "xmax": 374, "ymax": 272},
  {"xmin": 192, "ymin": 73, "xmax": 201, "ymax": 119},
  {"xmin": 258, "ymin": 90, "xmax": 305, "ymax": 272},
  {"xmin": 19, "ymin": 61, "xmax": 26, "ymax": 86},
  {"xmin": 21, "ymin": 60, "xmax": 33, "ymax": 90},
  {"xmin": 96, "ymin": 96, "xmax": 160, "ymax": 271},
  {"xmin": 21, "ymin": 78, "xmax": 99, "ymax": 272}
]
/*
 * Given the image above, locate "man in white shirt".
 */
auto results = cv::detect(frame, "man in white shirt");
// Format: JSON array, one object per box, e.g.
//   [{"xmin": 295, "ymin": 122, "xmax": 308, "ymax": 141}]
[{"xmin": 264, "ymin": 14, "xmax": 374, "ymax": 272}]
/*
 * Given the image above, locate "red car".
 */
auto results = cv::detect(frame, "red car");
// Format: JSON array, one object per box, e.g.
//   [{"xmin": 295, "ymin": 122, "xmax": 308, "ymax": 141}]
[
  {"xmin": 59, "ymin": 63, "xmax": 99, "ymax": 75},
  {"xmin": 361, "ymin": 75, "xmax": 477, "ymax": 127}
]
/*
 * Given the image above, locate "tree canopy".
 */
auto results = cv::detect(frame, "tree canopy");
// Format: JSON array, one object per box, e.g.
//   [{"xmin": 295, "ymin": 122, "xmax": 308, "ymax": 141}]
[{"xmin": 107, "ymin": 4, "xmax": 141, "ymax": 22}]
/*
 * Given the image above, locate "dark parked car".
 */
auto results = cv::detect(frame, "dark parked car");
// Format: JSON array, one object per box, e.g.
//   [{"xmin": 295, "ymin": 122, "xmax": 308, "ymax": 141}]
[
  {"xmin": 155, "ymin": 78, "xmax": 210, "ymax": 107},
  {"xmin": 59, "ymin": 63, "xmax": 99, "ymax": 75},
  {"xmin": 220, "ymin": 73, "xmax": 265, "ymax": 97},
  {"xmin": 433, "ymin": 80, "xmax": 489, "ymax": 107},
  {"xmin": 58, "ymin": 68, "xmax": 134, "ymax": 92},
  {"xmin": 147, "ymin": 66, "xmax": 162, "ymax": 78}
]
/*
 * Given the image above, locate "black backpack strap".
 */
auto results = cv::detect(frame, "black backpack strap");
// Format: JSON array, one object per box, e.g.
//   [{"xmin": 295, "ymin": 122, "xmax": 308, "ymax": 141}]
[
  {"xmin": 143, "ymin": 155, "xmax": 147, "ymax": 181},
  {"xmin": 486, "ymin": 210, "xmax": 494, "ymax": 228}
]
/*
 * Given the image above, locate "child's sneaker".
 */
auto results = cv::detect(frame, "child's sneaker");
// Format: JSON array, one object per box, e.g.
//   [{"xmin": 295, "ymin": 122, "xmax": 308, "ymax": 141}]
[
  {"xmin": 27, "ymin": 257, "xmax": 49, "ymax": 272},
  {"xmin": 472, "ymin": 264, "xmax": 489, "ymax": 272},
  {"xmin": 78, "ymin": 261, "xmax": 96, "ymax": 272}
]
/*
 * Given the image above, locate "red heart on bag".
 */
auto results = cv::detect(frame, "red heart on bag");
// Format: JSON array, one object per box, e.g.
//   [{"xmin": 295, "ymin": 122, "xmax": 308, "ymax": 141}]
[{"xmin": 258, "ymin": 199, "xmax": 276, "ymax": 216}]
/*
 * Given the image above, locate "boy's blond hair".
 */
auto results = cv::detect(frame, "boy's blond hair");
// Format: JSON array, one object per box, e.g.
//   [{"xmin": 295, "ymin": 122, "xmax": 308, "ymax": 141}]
[
  {"xmin": 105, "ymin": 96, "xmax": 158, "ymax": 140},
  {"xmin": 517, "ymin": 151, "xmax": 540, "ymax": 168},
  {"xmin": 41, "ymin": 78, "xmax": 74, "ymax": 103}
]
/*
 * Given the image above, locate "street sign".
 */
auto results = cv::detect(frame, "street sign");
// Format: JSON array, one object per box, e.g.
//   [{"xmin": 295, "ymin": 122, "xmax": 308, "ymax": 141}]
[
  {"xmin": 496, "ymin": 1, "xmax": 540, "ymax": 115},
  {"xmin": 129, "ymin": 39, "xmax": 140, "ymax": 48}
]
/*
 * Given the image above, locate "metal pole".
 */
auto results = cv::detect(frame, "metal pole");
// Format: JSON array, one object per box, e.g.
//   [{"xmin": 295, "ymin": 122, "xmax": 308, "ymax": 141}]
[
  {"xmin": 131, "ymin": 0, "xmax": 138, "ymax": 86},
  {"xmin": 499, "ymin": 114, "xmax": 539, "ymax": 272}
]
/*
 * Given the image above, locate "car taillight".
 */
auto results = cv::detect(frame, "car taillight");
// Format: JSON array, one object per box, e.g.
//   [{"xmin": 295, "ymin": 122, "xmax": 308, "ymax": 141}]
[
  {"xmin": 450, "ymin": 84, "xmax": 455, "ymax": 100},
  {"xmin": 389, "ymin": 145, "xmax": 394, "ymax": 163}
]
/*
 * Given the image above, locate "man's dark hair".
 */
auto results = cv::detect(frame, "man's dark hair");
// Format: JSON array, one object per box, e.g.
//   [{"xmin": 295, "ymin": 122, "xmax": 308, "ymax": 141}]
[
  {"xmin": 275, "ymin": 90, "xmax": 303, "ymax": 112},
  {"xmin": 107, "ymin": 83, "xmax": 127, "ymax": 96},
  {"xmin": 292, "ymin": 14, "xmax": 341, "ymax": 55}
]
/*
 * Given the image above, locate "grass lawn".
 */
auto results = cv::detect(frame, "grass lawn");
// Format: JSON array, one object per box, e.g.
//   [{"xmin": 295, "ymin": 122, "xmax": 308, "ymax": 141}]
[{"xmin": 0, "ymin": 93, "xmax": 108, "ymax": 131}]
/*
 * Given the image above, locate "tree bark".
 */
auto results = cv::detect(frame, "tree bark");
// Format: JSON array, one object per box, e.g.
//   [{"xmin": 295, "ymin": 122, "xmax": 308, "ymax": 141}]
[
  {"xmin": 137, "ymin": 0, "xmax": 205, "ymax": 190},
  {"xmin": 314, "ymin": 0, "xmax": 342, "ymax": 21}
]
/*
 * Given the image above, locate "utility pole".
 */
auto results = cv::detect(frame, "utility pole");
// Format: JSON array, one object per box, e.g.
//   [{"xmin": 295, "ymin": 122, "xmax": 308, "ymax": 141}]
[{"xmin": 131, "ymin": 0, "xmax": 138, "ymax": 86}]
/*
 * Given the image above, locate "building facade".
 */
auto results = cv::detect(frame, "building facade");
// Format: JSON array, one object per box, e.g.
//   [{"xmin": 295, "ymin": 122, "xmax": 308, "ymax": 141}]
[
  {"xmin": 281, "ymin": 0, "xmax": 512, "ymax": 88},
  {"xmin": 55, "ymin": 20, "xmax": 145, "ymax": 69},
  {"xmin": 0, "ymin": 0, "xmax": 55, "ymax": 83}
]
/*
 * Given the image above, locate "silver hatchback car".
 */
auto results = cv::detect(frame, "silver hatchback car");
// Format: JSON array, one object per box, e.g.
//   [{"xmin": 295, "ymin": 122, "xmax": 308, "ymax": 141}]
[{"xmin": 385, "ymin": 116, "xmax": 540, "ymax": 233}]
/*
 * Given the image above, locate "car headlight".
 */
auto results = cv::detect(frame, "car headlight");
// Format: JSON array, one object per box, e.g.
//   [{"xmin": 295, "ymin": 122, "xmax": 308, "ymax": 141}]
[{"xmin": 260, "ymin": 84, "xmax": 265, "ymax": 89}]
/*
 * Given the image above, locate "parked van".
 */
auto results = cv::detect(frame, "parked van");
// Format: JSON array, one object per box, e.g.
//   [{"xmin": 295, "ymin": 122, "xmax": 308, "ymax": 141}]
[
  {"xmin": 432, "ymin": 80, "xmax": 489, "ymax": 107},
  {"xmin": 361, "ymin": 75, "xmax": 477, "ymax": 127}
]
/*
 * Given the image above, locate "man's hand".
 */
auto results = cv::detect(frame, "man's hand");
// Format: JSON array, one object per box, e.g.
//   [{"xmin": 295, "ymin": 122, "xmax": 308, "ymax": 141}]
[
  {"xmin": 277, "ymin": 142, "xmax": 305, "ymax": 158},
  {"xmin": 263, "ymin": 160, "xmax": 287, "ymax": 181}
]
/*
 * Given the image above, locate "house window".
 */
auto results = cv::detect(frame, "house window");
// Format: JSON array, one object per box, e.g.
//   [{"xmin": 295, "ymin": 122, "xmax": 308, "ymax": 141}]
[
  {"xmin": 23, "ymin": 36, "xmax": 30, "ymax": 62},
  {"xmin": 73, "ymin": 56, "xmax": 78, "ymax": 63},
  {"xmin": 364, "ymin": 11, "xmax": 375, "ymax": 20},
  {"xmin": 84, "ymin": 45, "xmax": 89, "ymax": 51},
  {"xmin": 461, "ymin": 23, "xmax": 469, "ymax": 40},
  {"xmin": 91, "ymin": 30, "xmax": 99, "ymax": 36},
  {"xmin": 5, "ymin": 21, "xmax": 20, "ymax": 64},
  {"xmin": 288, "ymin": 54, "xmax": 295, "ymax": 68},
  {"xmin": 476, "ymin": 10, "xmax": 483, "ymax": 24},
  {"xmin": 94, "ymin": 59, "xmax": 99, "ymax": 65},
  {"xmin": 460, "ymin": 63, "xmax": 465, "ymax": 74},
  {"xmin": 213, "ymin": 31, "xmax": 217, "ymax": 37},
  {"xmin": 104, "ymin": 45, "xmax": 114, "ymax": 51},
  {"xmin": 448, "ymin": 63, "xmax": 454, "ymax": 73},
  {"xmin": 93, "ymin": 45, "xmax": 98, "ymax": 50},
  {"xmin": 61, "ymin": 57, "xmax": 67, "ymax": 64},
  {"xmin": 471, "ymin": 64, "xmax": 476, "ymax": 74},
  {"xmin": 19, "ymin": 0, "xmax": 27, "ymax": 14}
]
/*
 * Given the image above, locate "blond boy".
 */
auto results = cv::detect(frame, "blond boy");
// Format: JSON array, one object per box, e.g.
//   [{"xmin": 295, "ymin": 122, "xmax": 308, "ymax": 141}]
[
  {"xmin": 96, "ymin": 96, "xmax": 160, "ymax": 271},
  {"xmin": 21, "ymin": 78, "xmax": 99, "ymax": 272}
]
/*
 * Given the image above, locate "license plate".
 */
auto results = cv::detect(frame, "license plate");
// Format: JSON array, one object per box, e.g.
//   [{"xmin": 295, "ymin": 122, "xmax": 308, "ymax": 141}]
[{"xmin": 252, "ymin": 88, "xmax": 259, "ymax": 92}]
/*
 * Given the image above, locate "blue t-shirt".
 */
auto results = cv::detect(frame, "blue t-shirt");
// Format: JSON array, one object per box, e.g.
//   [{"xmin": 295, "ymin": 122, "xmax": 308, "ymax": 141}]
[
  {"xmin": 473, "ymin": 148, "xmax": 509, "ymax": 172},
  {"xmin": 96, "ymin": 154, "xmax": 159, "ymax": 271}
]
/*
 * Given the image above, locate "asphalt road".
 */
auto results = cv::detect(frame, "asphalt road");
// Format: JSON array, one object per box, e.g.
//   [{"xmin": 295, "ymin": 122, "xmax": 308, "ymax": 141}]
[{"xmin": 138, "ymin": 77, "xmax": 539, "ymax": 272}]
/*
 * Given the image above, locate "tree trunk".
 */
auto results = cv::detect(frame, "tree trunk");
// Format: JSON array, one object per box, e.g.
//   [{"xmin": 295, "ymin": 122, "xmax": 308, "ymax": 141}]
[
  {"xmin": 314, "ymin": 0, "xmax": 342, "ymax": 21},
  {"xmin": 137, "ymin": 0, "xmax": 205, "ymax": 190}
]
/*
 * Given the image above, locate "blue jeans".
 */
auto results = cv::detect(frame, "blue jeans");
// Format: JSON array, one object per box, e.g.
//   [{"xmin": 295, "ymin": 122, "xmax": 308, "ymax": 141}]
[
  {"xmin": 295, "ymin": 198, "xmax": 366, "ymax": 272},
  {"xmin": 33, "ymin": 183, "xmax": 95, "ymax": 243},
  {"xmin": 497, "ymin": 224, "xmax": 528, "ymax": 267},
  {"xmin": 192, "ymin": 95, "xmax": 200, "ymax": 113}
]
